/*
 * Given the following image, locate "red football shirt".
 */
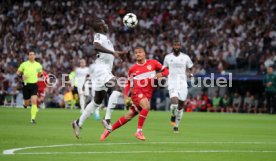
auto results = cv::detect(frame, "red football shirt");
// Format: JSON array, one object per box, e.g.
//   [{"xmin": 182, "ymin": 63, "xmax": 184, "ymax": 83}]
[{"xmin": 124, "ymin": 59, "xmax": 169, "ymax": 99}]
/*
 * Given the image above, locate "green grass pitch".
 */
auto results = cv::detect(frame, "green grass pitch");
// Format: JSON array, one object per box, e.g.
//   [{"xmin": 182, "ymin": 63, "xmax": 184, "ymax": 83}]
[{"xmin": 0, "ymin": 108, "xmax": 276, "ymax": 161}]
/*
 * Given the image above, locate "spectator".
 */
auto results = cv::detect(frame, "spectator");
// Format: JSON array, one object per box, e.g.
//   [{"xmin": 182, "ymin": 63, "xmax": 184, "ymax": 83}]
[
  {"xmin": 232, "ymin": 92, "xmax": 242, "ymax": 113},
  {"xmin": 53, "ymin": 91, "xmax": 64, "ymax": 108},
  {"xmin": 258, "ymin": 93, "xmax": 267, "ymax": 113},
  {"xmin": 186, "ymin": 95, "xmax": 197, "ymax": 112},
  {"xmin": 201, "ymin": 91, "xmax": 211, "ymax": 110},
  {"xmin": 242, "ymin": 91, "xmax": 253, "ymax": 113},
  {"xmin": 220, "ymin": 94, "xmax": 231, "ymax": 113},
  {"xmin": 208, "ymin": 92, "xmax": 221, "ymax": 112},
  {"xmin": 64, "ymin": 88, "xmax": 74, "ymax": 109},
  {"xmin": 195, "ymin": 95, "xmax": 206, "ymax": 112},
  {"xmin": 247, "ymin": 95, "xmax": 258, "ymax": 114},
  {"xmin": 0, "ymin": 86, "xmax": 5, "ymax": 105}
]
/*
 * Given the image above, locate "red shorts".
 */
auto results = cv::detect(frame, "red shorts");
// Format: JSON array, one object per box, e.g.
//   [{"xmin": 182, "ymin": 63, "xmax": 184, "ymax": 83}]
[
  {"xmin": 38, "ymin": 89, "xmax": 45, "ymax": 98},
  {"xmin": 130, "ymin": 92, "xmax": 150, "ymax": 113}
]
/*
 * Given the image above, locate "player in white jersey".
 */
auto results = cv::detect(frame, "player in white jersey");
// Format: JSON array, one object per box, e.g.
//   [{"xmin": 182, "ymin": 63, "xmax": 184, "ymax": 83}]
[
  {"xmin": 72, "ymin": 19, "xmax": 128, "ymax": 139},
  {"xmin": 75, "ymin": 59, "xmax": 89, "ymax": 113},
  {"xmin": 163, "ymin": 40, "xmax": 193, "ymax": 133}
]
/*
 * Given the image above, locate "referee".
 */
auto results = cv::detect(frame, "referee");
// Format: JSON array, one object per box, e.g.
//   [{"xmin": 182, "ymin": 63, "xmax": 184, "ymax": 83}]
[
  {"xmin": 263, "ymin": 66, "xmax": 276, "ymax": 114},
  {"xmin": 16, "ymin": 49, "xmax": 43, "ymax": 124}
]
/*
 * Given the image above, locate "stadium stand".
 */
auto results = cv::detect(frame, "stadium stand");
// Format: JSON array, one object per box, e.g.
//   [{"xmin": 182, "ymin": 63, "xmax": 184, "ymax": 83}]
[{"xmin": 0, "ymin": 0, "xmax": 275, "ymax": 112}]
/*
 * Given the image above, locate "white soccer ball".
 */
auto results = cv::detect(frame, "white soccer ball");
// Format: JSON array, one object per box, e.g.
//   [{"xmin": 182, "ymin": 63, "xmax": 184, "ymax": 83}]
[{"xmin": 123, "ymin": 13, "xmax": 138, "ymax": 28}]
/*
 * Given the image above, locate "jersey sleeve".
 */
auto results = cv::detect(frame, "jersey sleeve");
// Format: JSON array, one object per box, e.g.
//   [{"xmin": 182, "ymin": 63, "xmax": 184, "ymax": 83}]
[
  {"xmin": 93, "ymin": 33, "xmax": 103, "ymax": 44},
  {"xmin": 186, "ymin": 56, "xmax": 194, "ymax": 69},
  {"xmin": 18, "ymin": 62, "xmax": 25, "ymax": 72},
  {"xmin": 153, "ymin": 60, "xmax": 169, "ymax": 77},
  {"xmin": 153, "ymin": 60, "xmax": 165, "ymax": 71}
]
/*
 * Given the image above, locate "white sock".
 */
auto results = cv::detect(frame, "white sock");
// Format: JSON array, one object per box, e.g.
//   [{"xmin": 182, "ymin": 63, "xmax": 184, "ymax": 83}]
[
  {"xmin": 41, "ymin": 102, "xmax": 45, "ymax": 109},
  {"xmin": 170, "ymin": 104, "xmax": 178, "ymax": 116},
  {"xmin": 104, "ymin": 91, "xmax": 121, "ymax": 120},
  {"xmin": 79, "ymin": 101, "xmax": 99, "ymax": 127},
  {"xmin": 175, "ymin": 108, "xmax": 184, "ymax": 127},
  {"xmin": 137, "ymin": 128, "xmax": 142, "ymax": 132},
  {"xmin": 79, "ymin": 94, "xmax": 85, "ymax": 112},
  {"xmin": 94, "ymin": 106, "xmax": 100, "ymax": 116}
]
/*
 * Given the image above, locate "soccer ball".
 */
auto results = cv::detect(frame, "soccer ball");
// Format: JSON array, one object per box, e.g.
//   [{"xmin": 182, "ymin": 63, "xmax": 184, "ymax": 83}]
[{"xmin": 123, "ymin": 13, "xmax": 138, "ymax": 28}]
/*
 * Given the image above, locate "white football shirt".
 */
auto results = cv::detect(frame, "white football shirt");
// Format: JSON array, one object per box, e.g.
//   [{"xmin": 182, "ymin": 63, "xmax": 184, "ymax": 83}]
[
  {"xmin": 93, "ymin": 33, "xmax": 115, "ymax": 71},
  {"xmin": 163, "ymin": 52, "xmax": 193, "ymax": 89},
  {"xmin": 75, "ymin": 67, "xmax": 89, "ymax": 88}
]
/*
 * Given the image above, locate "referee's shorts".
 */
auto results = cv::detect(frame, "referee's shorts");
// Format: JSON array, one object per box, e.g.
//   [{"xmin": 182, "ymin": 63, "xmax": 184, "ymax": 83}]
[{"xmin": 22, "ymin": 83, "xmax": 38, "ymax": 100}]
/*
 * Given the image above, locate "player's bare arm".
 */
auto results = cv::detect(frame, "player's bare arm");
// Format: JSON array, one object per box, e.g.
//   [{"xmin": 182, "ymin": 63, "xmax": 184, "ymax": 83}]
[{"xmin": 94, "ymin": 42, "xmax": 128, "ymax": 58}]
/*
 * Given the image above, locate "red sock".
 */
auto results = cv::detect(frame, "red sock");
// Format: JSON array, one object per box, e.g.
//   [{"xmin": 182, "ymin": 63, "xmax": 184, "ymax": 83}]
[
  {"xmin": 112, "ymin": 116, "xmax": 128, "ymax": 131},
  {"xmin": 138, "ymin": 109, "xmax": 149, "ymax": 129}
]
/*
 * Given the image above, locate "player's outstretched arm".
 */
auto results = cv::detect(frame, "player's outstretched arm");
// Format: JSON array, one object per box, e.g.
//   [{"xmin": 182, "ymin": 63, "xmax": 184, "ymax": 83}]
[
  {"xmin": 93, "ymin": 42, "xmax": 128, "ymax": 58},
  {"xmin": 93, "ymin": 42, "xmax": 116, "ymax": 54}
]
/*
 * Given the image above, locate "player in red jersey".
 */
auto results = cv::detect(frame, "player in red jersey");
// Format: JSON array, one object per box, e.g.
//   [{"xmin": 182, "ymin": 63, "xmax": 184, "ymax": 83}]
[
  {"xmin": 100, "ymin": 46, "xmax": 169, "ymax": 141},
  {"xmin": 37, "ymin": 70, "xmax": 48, "ymax": 109}
]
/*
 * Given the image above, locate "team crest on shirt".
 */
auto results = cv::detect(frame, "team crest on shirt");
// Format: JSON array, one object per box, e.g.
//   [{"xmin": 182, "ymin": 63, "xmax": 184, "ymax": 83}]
[
  {"xmin": 147, "ymin": 65, "xmax": 152, "ymax": 70},
  {"xmin": 138, "ymin": 94, "xmax": 143, "ymax": 98}
]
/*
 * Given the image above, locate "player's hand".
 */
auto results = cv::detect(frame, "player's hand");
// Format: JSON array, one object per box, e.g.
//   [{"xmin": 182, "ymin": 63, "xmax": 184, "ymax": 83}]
[
  {"xmin": 124, "ymin": 96, "xmax": 132, "ymax": 108},
  {"xmin": 22, "ymin": 75, "xmax": 28, "ymax": 80},
  {"xmin": 188, "ymin": 73, "xmax": 194, "ymax": 78},
  {"xmin": 115, "ymin": 51, "xmax": 129, "ymax": 58},
  {"xmin": 155, "ymin": 73, "xmax": 163, "ymax": 79}
]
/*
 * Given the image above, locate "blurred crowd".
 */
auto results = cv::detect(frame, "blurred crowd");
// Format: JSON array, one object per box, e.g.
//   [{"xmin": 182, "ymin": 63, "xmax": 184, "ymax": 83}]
[
  {"xmin": 184, "ymin": 91, "xmax": 268, "ymax": 113},
  {"xmin": 0, "ymin": 0, "xmax": 275, "ymax": 109}
]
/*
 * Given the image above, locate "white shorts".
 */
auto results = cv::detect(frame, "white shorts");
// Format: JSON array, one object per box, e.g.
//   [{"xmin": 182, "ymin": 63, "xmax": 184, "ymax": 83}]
[
  {"xmin": 168, "ymin": 88, "xmax": 188, "ymax": 101},
  {"xmin": 90, "ymin": 64, "xmax": 114, "ymax": 92}
]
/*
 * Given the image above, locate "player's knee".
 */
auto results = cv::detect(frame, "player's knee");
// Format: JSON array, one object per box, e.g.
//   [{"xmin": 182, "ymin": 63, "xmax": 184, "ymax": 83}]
[
  {"xmin": 124, "ymin": 115, "xmax": 132, "ymax": 120},
  {"xmin": 124, "ymin": 111, "xmax": 136, "ymax": 120},
  {"xmin": 171, "ymin": 97, "xmax": 178, "ymax": 104},
  {"xmin": 24, "ymin": 100, "xmax": 30, "ymax": 106}
]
